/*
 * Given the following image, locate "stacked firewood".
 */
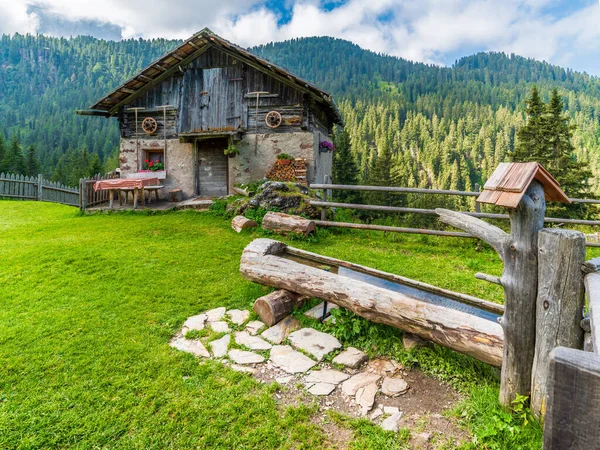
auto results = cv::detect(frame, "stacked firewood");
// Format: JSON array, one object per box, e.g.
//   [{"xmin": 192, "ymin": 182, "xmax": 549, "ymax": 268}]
[{"xmin": 266, "ymin": 158, "xmax": 307, "ymax": 183}]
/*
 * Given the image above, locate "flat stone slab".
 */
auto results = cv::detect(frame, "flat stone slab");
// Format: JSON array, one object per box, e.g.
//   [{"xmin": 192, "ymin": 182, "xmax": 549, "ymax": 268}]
[
  {"xmin": 230, "ymin": 364, "xmax": 256, "ymax": 374},
  {"xmin": 245, "ymin": 320, "xmax": 265, "ymax": 335},
  {"xmin": 261, "ymin": 316, "xmax": 301, "ymax": 344},
  {"xmin": 228, "ymin": 349, "xmax": 264, "ymax": 365},
  {"xmin": 234, "ymin": 331, "xmax": 272, "ymax": 351},
  {"xmin": 288, "ymin": 328, "xmax": 342, "ymax": 361},
  {"xmin": 304, "ymin": 302, "xmax": 339, "ymax": 319},
  {"xmin": 170, "ymin": 338, "xmax": 210, "ymax": 358},
  {"xmin": 381, "ymin": 376, "xmax": 409, "ymax": 397},
  {"xmin": 341, "ymin": 372, "xmax": 381, "ymax": 397},
  {"xmin": 227, "ymin": 309, "xmax": 250, "ymax": 326},
  {"xmin": 307, "ymin": 382, "xmax": 336, "ymax": 396},
  {"xmin": 205, "ymin": 307, "xmax": 226, "ymax": 322},
  {"xmin": 269, "ymin": 345, "xmax": 317, "ymax": 374},
  {"xmin": 381, "ymin": 411, "xmax": 404, "ymax": 432},
  {"xmin": 332, "ymin": 347, "xmax": 368, "ymax": 369},
  {"xmin": 367, "ymin": 359, "xmax": 399, "ymax": 376},
  {"xmin": 182, "ymin": 314, "xmax": 207, "ymax": 333},
  {"xmin": 209, "ymin": 321, "xmax": 231, "ymax": 333},
  {"xmin": 209, "ymin": 334, "xmax": 230, "ymax": 358},
  {"xmin": 304, "ymin": 369, "xmax": 349, "ymax": 386},
  {"xmin": 356, "ymin": 382, "xmax": 379, "ymax": 415}
]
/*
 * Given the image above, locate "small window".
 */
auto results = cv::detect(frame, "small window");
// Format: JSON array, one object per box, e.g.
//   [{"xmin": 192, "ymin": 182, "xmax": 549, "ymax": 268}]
[{"xmin": 144, "ymin": 149, "xmax": 164, "ymax": 163}]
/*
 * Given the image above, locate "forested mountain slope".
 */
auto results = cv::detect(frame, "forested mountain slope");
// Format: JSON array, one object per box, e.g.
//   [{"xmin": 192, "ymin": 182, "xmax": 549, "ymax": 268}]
[{"xmin": 1, "ymin": 34, "xmax": 599, "ymax": 192}]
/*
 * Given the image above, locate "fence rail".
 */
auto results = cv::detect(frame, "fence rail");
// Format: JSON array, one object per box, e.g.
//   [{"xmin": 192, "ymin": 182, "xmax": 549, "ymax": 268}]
[
  {"xmin": 79, "ymin": 173, "xmax": 118, "ymax": 210},
  {"xmin": 310, "ymin": 183, "xmax": 600, "ymax": 247},
  {"xmin": 0, "ymin": 173, "xmax": 79, "ymax": 206}
]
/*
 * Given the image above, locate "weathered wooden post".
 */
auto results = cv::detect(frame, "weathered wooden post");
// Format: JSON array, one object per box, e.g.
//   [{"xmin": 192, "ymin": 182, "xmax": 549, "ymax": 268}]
[
  {"xmin": 437, "ymin": 162, "xmax": 571, "ymax": 407},
  {"xmin": 530, "ymin": 229, "xmax": 586, "ymax": 421},
  {"xmin": 37, "ymin": 173, "xmax": 43, "ymax": 201}
]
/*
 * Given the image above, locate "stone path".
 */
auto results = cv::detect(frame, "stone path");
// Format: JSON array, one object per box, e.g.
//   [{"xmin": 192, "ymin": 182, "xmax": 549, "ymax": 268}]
[{"xmin": 169, "ymin": 302, "xmax": 411, "ymax": 432}]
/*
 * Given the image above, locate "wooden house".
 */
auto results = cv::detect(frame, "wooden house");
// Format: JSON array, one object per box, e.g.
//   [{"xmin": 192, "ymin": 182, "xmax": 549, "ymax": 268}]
[{"xmin": 77, "ymin": 28, "xmax": 343, "ymax": 198}]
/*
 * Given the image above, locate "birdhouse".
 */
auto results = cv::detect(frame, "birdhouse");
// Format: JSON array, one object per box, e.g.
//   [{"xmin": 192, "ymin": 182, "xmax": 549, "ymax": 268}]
[{"xmin": 477, "ymin": 162, "xmax": 570, "ymax": 208}]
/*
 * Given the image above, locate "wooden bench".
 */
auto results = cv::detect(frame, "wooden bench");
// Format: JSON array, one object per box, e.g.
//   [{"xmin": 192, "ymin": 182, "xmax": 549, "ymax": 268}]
[
  {"xmin": 143, "ymin": 185, "xmax": 164, "ymax": 203},
  {"xmin": 118, "ymin": 188, "xmax": 135, "ymax": 206}
]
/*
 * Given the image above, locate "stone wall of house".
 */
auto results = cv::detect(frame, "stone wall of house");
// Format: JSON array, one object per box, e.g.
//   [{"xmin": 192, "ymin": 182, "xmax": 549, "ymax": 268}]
[
  {"xmin": 229, "ymin": 131, "xmax": 330, "ymax": 190},
  {"xmin": 119, "ymin": 138, "xmax": 195, "ymax": 198}
]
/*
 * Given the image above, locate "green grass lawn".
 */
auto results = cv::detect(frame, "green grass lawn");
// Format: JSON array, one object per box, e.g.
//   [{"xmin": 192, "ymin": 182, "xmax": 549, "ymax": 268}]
[{"xmin": 1, "ymin": 201, "xmax": 586, "ymax": 448}]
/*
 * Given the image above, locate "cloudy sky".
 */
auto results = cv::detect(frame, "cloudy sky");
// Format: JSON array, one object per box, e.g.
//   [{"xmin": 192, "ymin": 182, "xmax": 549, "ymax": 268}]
[{"xmin": 1, "ymin": 0, "xmax": 600, "ymax": 74}]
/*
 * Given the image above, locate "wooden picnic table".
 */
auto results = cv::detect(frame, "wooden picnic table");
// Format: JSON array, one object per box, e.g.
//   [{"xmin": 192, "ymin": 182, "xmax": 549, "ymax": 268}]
[{"xmin": 93, "ymin": 177, "xmax": 159, "ymax": 209}]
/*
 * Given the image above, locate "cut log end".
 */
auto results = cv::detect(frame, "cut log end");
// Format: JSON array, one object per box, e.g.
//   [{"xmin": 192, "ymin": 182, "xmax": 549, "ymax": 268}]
[
  {"xmin": 253, "ymin": 289, "xmax": 306, "ymax": 326},
  {"xmin": 262, "ymin": 212, "xmax": 316, "ymax": 236},
  {"xmin": 232, "ymin": 215, "xmax": 258, "ymax": 233}
]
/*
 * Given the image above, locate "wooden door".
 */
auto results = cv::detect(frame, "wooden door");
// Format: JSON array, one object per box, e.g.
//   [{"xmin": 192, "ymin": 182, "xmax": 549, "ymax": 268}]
[{"xmin": 197, "ymin": 143, "xmax": 228, "ymax": 198}]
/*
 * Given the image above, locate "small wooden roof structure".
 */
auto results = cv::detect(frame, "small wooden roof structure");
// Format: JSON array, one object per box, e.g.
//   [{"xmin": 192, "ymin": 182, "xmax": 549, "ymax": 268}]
[
  {"xmin": 478, "ymin": 162, "xmax": 570, "ymax": 208},
  {"xmin": 76, "ymin": 28, "xmax": 343, "ymax": 125}
]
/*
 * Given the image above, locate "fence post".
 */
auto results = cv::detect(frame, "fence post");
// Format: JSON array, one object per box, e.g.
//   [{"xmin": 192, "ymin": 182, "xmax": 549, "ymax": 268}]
[
  {"xmin": 80, "ymin": 178, "xmax": 87, "ymax": 212},
  {"xmin": 531, "ymin": 229, "xmax": 586, "ymax": 421},
  {"xmin": 37, "ymin": 174, "xmax": 43, "ymax": 201},
  {"xmin": 474, "ymin": 183, "xmax": 481, "ymax": 213}
]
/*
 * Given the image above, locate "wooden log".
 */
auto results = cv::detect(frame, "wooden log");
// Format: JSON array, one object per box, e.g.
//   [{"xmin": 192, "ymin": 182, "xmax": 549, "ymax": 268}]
[
  {"xmin": 543, "ymin": 347, "xmax": 600, "ymax": 449},
  {"xmin": 531, "ymin": 229, "xmax": 586, "ymax": 421},
  {"xmin": 262, "ymin": 212, "xmax": 316, "ymax": 236},
  {"xmin": 475, "ymin": 272, "xmax": 502, "ymax": 285},
  {"xmin": 253, "ymin": 289, "xmax": 305, "ymax": 326},
  {"xmin": 437, "ymin": 180, "xmax": 546, "ymax": 406},
  {"xmin": 169, "ymin": 189, "xmax": 183, "ymax": 202},
  {"xmin": 240, "ymin": 239, "xmax": 504, "ymax": 366},
  {"xmin": 231, "ymin": 216, "xmax": 257, "ymax": 233},
  {"xmin": 584, "ymin": 272, "xmax": 600, "ymax": 353}
]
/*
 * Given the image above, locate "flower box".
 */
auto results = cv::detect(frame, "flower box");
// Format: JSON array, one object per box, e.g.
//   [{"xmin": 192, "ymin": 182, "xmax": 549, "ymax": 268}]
[{"xmin": 135, "ymin": 170, "xmax": 167, "ymax": 180}]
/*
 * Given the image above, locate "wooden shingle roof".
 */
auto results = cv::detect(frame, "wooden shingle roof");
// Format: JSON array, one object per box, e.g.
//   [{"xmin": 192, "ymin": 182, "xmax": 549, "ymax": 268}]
[
  {"xmin": 478, "ymin": 162, "xmax": 570, "ymax": 208},
  {"xmin": 76, "ymin": 28, "xmax": 343, "ymax": 125}
]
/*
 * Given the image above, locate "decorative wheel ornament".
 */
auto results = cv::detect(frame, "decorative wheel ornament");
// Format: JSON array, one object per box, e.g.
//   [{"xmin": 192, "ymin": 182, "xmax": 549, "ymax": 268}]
[
  {"xmin": 265, "ymin": 111, "xmax": 282, "ymax": 129},
  {"xmin": 141, "ymin": 117, "xmax": 158, "ymax": 135}
]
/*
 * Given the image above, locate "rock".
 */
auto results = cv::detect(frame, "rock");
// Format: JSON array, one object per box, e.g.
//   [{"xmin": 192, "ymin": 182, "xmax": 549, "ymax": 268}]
[
  {"xmin": 288, "ymin": 328, "xmax": 342, "ymax": 361},
  {"xmin": 370, "ymin": 408, "xmax": 384, "ymax": 420},
  {"xmin": 381, "ymin": 377, "xmax": 409, "ymax": 397},
  {"xmin": 209, "ymin": 321, "xmax": 231, "ymax": 333},
  {"xmin": 227, "ymin": 309, "xmax": 250, "ymax": 326},
  {"xmin": 367, "ymin": 359, "xmax": 398, "ymax": 376},
  {"xmin": 228, "ymin": 349, "xmax": 265, "ymax": 365},
  {"xmin": 341, "ymin": 372, "xmax": 381, "ymax": 397},
  {"xmin": 307, "ymin": 383, "xmax": 336, "ymax": 396},
  {"xmin": 269, "ymin": 345, "xmax": 317, "ymax": 374},
  {"xmin": 415, "ymin": 432, "xmax": 433, "ymax": 444},
  {"xmin": 234, "ymin": 331, "xmax": 272, "ymax": 351},
  {"xmin": 205, "ymin": 307, "xmax": 227, "ymax": 322},
  {"xmin": 245, "ymin": 320, "xmax": 266, "ymax": 335},
  {"xmin": 356, "ymin": 382, "xmax": 378, "ymax": 415},
  {"xmin": 304, "ymin": 369, "xmax": 350, "ymax": 385},
  {"xmin": 181, "ymin": 313, "xmax": 207, "ymax": 333},
  {"xmin": 275, "ymin": 376, "xmax": 293, "ymax": 384},
  {"xmin": 230, "ymin": 364, "xmax": 256, "ymax": 374},
  {"xmin": 209, "ymin": 334, "xmax": 230, "ymax": 358},
  {"xmin": 261, "ymin": 315, "xmax": 301, "ymax": 344},
  {"xmin": 332, "ymin": 347, "xmax": 368, "ymax": 369},
  {"xmin": 381, "ymin": 412, "xmax": 403, "ymax": 432},
  {"xmin": 170, "ymin": 338, "xmax": 210, "ymax": 358},
  {"xmin": 303, "ymin": 302, "xmax": 339, "ymax": 319},
  {"xmin": 403, "ymin": 332, "xmax": 427, "ymax": 350},
  {"xmin": 383, "ymin": 406, "xmax": 400, "ymax": 415}
]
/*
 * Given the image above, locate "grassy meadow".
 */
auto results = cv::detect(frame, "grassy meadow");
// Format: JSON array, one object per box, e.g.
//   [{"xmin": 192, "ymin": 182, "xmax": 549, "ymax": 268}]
[{"xmin": 0, "ymin": 200, "xmax": 581, "ymax": 448}]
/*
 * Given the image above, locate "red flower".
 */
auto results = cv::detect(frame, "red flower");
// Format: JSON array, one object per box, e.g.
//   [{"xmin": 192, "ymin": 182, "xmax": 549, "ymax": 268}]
[
  {"xmin": 149, "ymin": 161, "xmax": 154, "ymax": 167},
  {"xmin": 144, "ymin": 159, "xmax": 149, "ymax": 163}
]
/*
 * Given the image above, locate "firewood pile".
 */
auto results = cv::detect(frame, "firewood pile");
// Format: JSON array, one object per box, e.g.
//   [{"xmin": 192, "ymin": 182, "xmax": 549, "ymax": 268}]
[{"xmin": 266, "ymin": 158, "xmax": 308, "ymax": 185}]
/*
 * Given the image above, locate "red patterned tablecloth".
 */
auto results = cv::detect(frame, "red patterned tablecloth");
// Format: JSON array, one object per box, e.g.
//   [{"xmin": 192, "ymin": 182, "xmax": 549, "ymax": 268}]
[{"xmin": 93, "ymin": 178, "xmax": 159, "ymax": 192}]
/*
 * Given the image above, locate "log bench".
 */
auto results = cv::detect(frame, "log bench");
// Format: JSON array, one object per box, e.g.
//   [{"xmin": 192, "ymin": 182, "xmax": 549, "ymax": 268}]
[{"xmin": 143, "ymin": 185, "xmax": 164, "ymax": 203}]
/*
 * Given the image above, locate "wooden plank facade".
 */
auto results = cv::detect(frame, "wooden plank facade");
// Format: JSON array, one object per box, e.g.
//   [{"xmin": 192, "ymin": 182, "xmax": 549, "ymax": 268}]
[{"xmin": 79, "ymin": 29, "xmax": 342, "ymax": 199}]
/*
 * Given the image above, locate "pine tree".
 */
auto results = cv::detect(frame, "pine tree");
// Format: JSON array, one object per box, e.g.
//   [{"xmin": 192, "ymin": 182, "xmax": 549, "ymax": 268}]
[
  {"xmin": 3, "ymin": 135, "xmax": 26, "ymax": 175},
  {"xmin": 513, "ymin": 86, "xmax": 549, "ymax": 162},
  {"xmin": 25, "ymin": 145, "xmax": 39, "ymax": 176},
  {"xmin": 0, "ymin": 134, "xmax": 6, "ymax": 173},
  {"xmin": 332, "ymin": 128, "xmax": 361, "ymax": 203}
]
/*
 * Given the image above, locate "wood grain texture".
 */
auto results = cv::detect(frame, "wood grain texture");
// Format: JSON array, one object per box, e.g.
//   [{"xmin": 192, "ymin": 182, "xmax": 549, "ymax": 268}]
[
  {"xmin": 262, "ymin": 212, "xmax": 316, "ymax": 236},
  {"xmin": 252, "ymin": 290, "xmax": 305, "ymax": 326},
  {"xmin": 240, "ymin": 239, "xmax": 504, "ymax": 366},
  {"xmin": 531, "ymin": 229, "xmax": 586, "ymax": 421},
  {"xmin": 231, "ymin": 215, "xmax": 257, "ymax": 233},
  {"xmin": 584, "ymin": 272, "xmax": 600, "ymax": 354},
  {"xmin": 543, "ymin": 347, "xmax": 600, "ymax": 449}
]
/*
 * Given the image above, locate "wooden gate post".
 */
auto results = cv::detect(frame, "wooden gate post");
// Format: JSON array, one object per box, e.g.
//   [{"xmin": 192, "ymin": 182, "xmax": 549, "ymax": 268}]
[
  {"xmin": 80, "ymin": 178, "xmax": 87, "ymax": 212},
  {"xmin": 437, "ymin": 180, "xmax": 546, "ymax": 406},
  {"xmin": 531, "ymin": 229, "xmax": 586, "ymax": 421},
  {"xmin": 37, "ymin": 173, "xmax": 43, "ymax": 201}
]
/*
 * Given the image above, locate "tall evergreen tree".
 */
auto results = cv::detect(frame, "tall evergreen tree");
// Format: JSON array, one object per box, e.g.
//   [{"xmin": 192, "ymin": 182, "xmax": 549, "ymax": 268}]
[
  {"xmin": 332, "ymin": 128, "xmax": 361, "ymax": 204},
  {"xmin": 24, "ymin": 145, "xmax": 40, "ymax": 177},
  {"xmin": 3, "ymin": 135, "xmax": 26, "ymax": 175},
  {"xmin": 0, "ymin": 134, "xmax": 6, "ymax": 173},
  {"xmin": 513, "ymin": 86, "xmax": 549, "ymax": 163}
]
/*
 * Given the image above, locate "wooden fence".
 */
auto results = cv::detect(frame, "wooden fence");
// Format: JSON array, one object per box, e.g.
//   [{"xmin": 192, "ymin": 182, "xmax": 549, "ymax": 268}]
[
  {"xmin": 310, "ymin": 183, "xmax": 600, "ymax": 247},
  {"xmin": 0, "ymin": 173, "xmax": 79, "ymax": 207},
  {"xmin": 79, "ymin": 173, "xmax": 118, "ymax": 210}
]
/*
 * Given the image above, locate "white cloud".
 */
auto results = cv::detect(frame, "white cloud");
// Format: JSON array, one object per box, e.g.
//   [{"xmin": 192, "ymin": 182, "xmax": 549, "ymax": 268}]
[{"xmin": 1, "ymin": 0, "xmax": 599, "ymax": 74}]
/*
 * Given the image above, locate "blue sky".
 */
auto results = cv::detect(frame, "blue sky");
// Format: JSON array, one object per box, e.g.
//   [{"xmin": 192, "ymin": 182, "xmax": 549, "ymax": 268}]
[{"xmin": 1, "ymin": 0, "xmax": 600, "ymax": 75}]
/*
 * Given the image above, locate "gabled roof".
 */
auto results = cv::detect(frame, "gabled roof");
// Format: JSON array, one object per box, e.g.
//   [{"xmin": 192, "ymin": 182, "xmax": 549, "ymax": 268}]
[
  {"xmin": 76, "ymin": 28, "xmax": 343, "ymax": 125},
  {"xmin": 478, "ymin": 162, "xmax": 570, "ymax": 208}
]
